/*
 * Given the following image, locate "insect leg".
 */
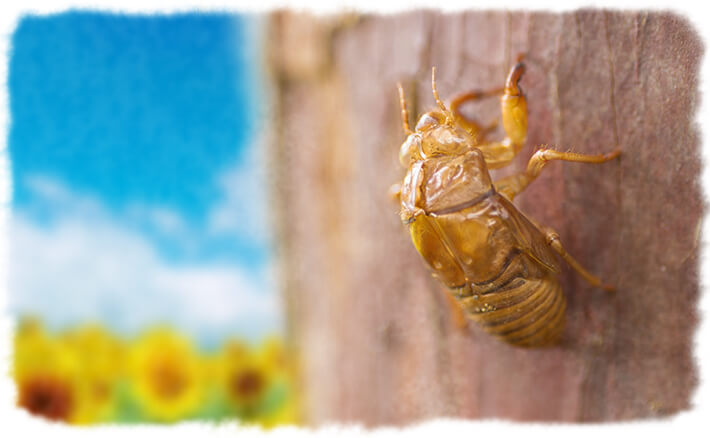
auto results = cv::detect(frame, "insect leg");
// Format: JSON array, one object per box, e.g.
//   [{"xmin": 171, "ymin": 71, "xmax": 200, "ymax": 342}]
[
  {"xmin": 474, "ymin": 61, "xmax": 528, "ymax": 169},
  {"xmin": 500, "ymin": 61, "xmax": 527, "ymax": 146},
  {"xmin": 443, "ymin": 286, "xmax": 469, "ymax": 330},
  {"xmin": 541, "ymin": 227, "xmax": 615, "ymax": 292},
  {"xmin": 495, "ymin": 147, "xmax": 621, "ymax": 200},
  {"xmin": 388, "ymin": 183, "xmax": 401, "ymax": 202},
  {"xmin": 448, "ymin": 88, "xmax": 504, "ymax": 141}
]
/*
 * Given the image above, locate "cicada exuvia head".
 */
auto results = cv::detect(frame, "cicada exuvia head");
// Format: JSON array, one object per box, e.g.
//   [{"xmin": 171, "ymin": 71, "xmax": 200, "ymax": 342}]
[{"xmin": 398, "ymin": 109, "xmax": 477, "ymax": 168}]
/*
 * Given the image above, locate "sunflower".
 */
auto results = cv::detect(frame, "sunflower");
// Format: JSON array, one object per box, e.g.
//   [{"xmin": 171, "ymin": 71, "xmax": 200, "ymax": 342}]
[
  {"xmin": 128, "ymin": 328, "xmax": 204, "ymax": 422},
  {"xmin": 17, "ymin": 374, "xmax": 75, "ymax": 421},
  {"xmin": 210, "ymin": 336, "xmax": 301, "ymax": 425},
  {"xmin": 13, "ymin": 319, "xmax": 80, "ymax": 422},
  {"xmin": 59, "ymin": 324, "xmax": 125, "ymax": 424},
  {"xmin": 220, "ymin": 340, "xmax": 275, "ymax": 411},
  {"xmin": 257, "ymin": 336, "xmax": 288, "ymax": 373},
  {"xmin": 253, "ymin": 336, "xmax": 302, "ymax": 427}
]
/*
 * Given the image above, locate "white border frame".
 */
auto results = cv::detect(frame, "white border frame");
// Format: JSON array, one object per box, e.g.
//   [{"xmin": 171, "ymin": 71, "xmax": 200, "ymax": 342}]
[{"xmin": 0, "ymin": 1, "xmax": 707, "ymax": 437}]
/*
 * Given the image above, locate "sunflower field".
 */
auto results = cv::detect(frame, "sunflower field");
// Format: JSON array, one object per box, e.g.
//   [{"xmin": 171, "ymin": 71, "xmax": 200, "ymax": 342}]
[{"xmin": 12, "ymin": 318, "xmax": 301, "ymax": 426}]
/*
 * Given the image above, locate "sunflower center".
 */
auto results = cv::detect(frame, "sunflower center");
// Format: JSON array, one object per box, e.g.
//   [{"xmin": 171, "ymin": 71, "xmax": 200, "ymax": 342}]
[
  {"xmin": 19, "ymin": 376, "xmax": 74, "ymax": 421},
  {"xmin": 231, "ymin": 369, "xmax": 264, "ymax": 400},
  {"xmin": 151, "ymin": 361, "xmax": 188, "ymax": 399}
]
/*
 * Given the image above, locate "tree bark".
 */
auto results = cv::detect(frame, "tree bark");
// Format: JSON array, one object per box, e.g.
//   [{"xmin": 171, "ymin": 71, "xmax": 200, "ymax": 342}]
[{"xmin": 267, "ymin": 10, "xmax": 702, "ymax": 425}]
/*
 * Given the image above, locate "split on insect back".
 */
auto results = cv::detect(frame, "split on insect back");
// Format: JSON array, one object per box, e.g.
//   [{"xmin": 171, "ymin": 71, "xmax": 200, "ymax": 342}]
[{"xmin": 393, "ymin": 59, "xmax": 621, "ymax": 348}]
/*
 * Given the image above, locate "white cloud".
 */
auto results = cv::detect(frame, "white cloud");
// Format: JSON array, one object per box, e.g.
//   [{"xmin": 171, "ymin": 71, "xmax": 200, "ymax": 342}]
[
  {"xmin": 9, "ymin": 175, "xmax": 282, "ymax": 346},
  {"xmin": 127, "ymin": 203, "xmax": 190, "ymax": 236},
  {"xmin": 207, "ymin": 134, "xmax": 272, "ymax": 242}
]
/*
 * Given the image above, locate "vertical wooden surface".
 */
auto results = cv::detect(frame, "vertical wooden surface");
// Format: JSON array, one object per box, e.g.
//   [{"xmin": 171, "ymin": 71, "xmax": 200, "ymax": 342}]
[{"xmin": 267, "ymin": 11, "xmax": 702, "ymax": 424}]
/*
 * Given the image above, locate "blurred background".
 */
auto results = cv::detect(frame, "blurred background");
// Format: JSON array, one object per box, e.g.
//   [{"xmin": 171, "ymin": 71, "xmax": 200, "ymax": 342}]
[{"xmin": 8, "ymin": 13, "xmax": 298, "ymax": 425}]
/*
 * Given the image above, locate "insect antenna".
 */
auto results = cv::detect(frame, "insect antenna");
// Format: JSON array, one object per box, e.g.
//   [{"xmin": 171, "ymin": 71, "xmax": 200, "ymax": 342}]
[
  {"xmin": 397, "ymin": 82, "xmax": 413, "ymax": 135},
  {"xmin": 431, "ymin": 67, "xmax": 453, "ymax": 124}
]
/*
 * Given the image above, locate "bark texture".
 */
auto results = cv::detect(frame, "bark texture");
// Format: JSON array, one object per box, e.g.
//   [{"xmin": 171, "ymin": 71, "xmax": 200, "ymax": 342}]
[{"xmin": 267, "ymin": 10, "xmax": 703, "ymax": 424}]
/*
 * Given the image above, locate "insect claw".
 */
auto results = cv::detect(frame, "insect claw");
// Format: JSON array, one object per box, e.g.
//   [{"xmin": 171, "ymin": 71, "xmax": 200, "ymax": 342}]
[
  {"xmin": 505, "ymin": 62, "xmax": 526, "ymax": 96},
  {"xmin": 605, "ymin": 148, "xmax": 622, "ymax": 160},
  {"xmin": 601, "ymin": 283, "xmax": 616, "ymax": 293}
]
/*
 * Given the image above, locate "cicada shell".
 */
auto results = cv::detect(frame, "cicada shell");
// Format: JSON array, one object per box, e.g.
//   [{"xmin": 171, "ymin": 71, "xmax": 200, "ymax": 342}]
[{"xmin": 395, "ymin": 61, "xmax": 620, "ymax": 348}]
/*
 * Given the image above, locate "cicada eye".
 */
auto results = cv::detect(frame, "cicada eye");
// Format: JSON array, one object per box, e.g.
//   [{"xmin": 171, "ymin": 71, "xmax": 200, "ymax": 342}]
[
  {"xmin": 415, "ymin": 112, "xmax": 443, "ymax": 132},
  {"xmin": 399, "ymin": 134, "xmax": 423, "ymax": 167}
]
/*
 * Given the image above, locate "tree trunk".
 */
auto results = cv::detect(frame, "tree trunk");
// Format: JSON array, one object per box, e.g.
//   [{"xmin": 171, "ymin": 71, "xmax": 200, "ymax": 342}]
[{"xmin": 267, "ymin": 10, "xmax": 702, "ymax": 425}]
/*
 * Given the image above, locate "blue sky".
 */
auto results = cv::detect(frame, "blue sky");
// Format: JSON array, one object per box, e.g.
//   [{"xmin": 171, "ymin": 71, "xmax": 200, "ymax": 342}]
[{"xmin": 7, "ymin": 13, "xmax": 279, "ymax": 348}]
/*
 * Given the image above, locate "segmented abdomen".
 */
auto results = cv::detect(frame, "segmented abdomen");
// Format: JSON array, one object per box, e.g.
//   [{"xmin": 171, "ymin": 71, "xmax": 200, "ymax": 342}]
[
  {"xmin": 405, "ymin": 190, "xmax": 566, "ymax": 348},
  {"xmin": 454, "ymin": 271, "xmax": 565, "ymax": 347}
]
